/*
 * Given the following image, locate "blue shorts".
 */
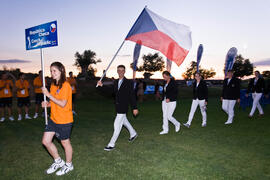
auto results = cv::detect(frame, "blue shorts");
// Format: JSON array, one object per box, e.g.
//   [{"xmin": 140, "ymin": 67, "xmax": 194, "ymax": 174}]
[
  {"xmin": 45, "ymin": 118, "xmax": 73, "ymax": 140},
  {"xmin": 35, "ymin": 93, "xmax": 43, "ymax": 105},
  {"xmin": 17, "ymin": 97, "xmax": 30, "ymax": 107},
  {"xmin": 0, "ymin": 97, "xmax": 12, "ymax": 107}
]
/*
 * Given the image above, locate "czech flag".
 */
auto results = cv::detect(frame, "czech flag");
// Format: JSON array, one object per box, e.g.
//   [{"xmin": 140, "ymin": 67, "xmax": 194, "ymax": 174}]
[{"xmin": 125, "ymin": 7, "xmax": 192, "ymax": 66}]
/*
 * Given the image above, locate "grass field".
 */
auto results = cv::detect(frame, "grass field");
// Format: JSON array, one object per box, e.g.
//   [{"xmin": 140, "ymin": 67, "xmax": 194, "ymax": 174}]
[{"xmin": 0, "ymin": 86, "xmax": 269, "ymax": 180}]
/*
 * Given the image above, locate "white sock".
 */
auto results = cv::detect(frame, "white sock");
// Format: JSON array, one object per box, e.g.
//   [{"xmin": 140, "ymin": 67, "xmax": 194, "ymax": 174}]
[
  {"xmin": 54, "ymin": 157, "xmax": 62, "ymax": 163},
  {"xmin": 35, "ymin": 113, "xmax": 38, "ymax": 115},
  {"xmin": 66, "ymin": 162, "xmax": 72, "ymax": 167}
]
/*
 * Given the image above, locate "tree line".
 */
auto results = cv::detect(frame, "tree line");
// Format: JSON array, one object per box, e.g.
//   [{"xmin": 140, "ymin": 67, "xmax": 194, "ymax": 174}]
[{"xmin": 2, "ymin": 50, "xmax": 270, "ymax": 80}]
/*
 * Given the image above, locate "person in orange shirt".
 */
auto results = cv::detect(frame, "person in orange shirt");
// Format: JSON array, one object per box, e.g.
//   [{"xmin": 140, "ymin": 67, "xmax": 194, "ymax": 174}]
[
  {"xmin": 33, "ymin": 70, "xmax": 47, "ymax": 119},
  {"xmin": 15, "ymin": 73, "xmax": 31, "ymax": 121},
  {"xmin": 0, "ymin": 73, "xmax": 14, "ymax": 122},
  {"xmin": 41, "ymin": 62, "xmax": 74, "ymax": 176},
  {"xmin": 67, "ymin": 71, "xmax": 77, "ymax": 115}
]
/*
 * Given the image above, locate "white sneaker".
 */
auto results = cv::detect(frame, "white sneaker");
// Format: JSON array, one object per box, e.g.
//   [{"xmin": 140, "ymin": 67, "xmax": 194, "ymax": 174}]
[
  {"xmin": 159, "ymin": 130, "xmax": 168, "ymax": 135},
  {"xmin": 225, "ymin": 121, "xmax": 232, "ymax": 125},
  {"xmin": 46, "ymin": 160, "xmax": 65, "ymax": 174},
  {"xmin": 175, "ymin": 123, "xmax": 180, "ymax": 132},
  {"xmin": 18, "ymin": 114, "xmax": 22, "ymax": 121},
  {"xmin": 9, "ymin": 116, "xmax": 14, "ymax": 121},
  {"xmin": 56, "ymin": 164, "xmax": 74, "ymax": 176},
  {"xmin": 25, "ymin": 114, "xmax": 32, "ymax": 119},
  {"xmin": 183, "ymin": 123, "xmax": 190, "ymax": 128},
  {"xmin": 202, "ymin": 123, "xmax": 207, "ymax": 127},
  {"xmin": 33, "ymin": 113, "xmax": 38, "ymax": 119},
  {"xmin": 0, "ymin": 117, "xmax": 5, "ymax": 122}
]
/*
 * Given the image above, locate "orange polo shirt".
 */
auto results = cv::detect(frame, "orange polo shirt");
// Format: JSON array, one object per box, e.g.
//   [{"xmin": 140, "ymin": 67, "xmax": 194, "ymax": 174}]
[
  {"xmin": 15, "ymin": 80, "xmax": 29, "ymax": 97},
  {"xmin": 67, "ymin": 77, "xmax": 76, "ymax": 94},
  {"xmin": 50, "ymin": 81, "xmax": 73, "ymax": 124},
  {"xmin": 0, "ymin": 80, "xmax": 13, "ymax": 98},
  {"xmin": 33, "ymin": 76, "xmax": 46, "ymax": 94}
]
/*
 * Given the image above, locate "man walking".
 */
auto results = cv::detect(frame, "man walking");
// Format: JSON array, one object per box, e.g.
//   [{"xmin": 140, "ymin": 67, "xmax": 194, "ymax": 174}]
[
  {"xmin": 221, "ymin": 70, "xmax": 240, "ymax": 125},
  {"xmin": 97, "ymin": 65, "xmax": 138, "ymax": 151}
]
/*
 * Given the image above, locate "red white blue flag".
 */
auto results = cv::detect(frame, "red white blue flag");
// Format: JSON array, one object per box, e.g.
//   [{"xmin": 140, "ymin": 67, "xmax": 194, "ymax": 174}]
[{"xmin": 125, "ymin": 7, "xmax": 192, "ymax": 66}]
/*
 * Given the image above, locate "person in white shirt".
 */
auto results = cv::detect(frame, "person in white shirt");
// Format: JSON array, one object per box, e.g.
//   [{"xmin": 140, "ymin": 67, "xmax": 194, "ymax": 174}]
[
  {"xmin": 184, "ymin": 72, "xmax": 208, "ymax": 128},
  {"xmin": 159, "ymin": 71, "xmax": 180, "ymax": 135}
]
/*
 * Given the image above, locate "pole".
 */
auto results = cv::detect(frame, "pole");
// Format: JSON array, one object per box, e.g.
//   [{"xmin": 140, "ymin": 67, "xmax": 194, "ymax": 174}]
[
  {"xmin": 40, "ymin": 48, "xmax": 48, "ymax": 125},
  {"xmin": 96, "ymin": 40, "xmax": 126, "ymax": 87}
]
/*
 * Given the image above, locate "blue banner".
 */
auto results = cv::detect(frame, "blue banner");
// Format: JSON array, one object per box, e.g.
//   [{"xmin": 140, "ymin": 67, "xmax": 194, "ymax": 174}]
[
  {"xmin": 25, "ymin": 21, "xmax": 58, "ymax": 50},
  {"xmin": 224, "ymin": 47, "xmax": 237, "ymax": 76},
  {"xmin": 196, "ymin": 44, "xmax": 203, "ymax": 73},
  {"xmin": 133, "ymin": 43, "xmax": 141, "ymax": 71},
  {"xmin": 166, "ymin": 58, "xmax": 172, "ymax": 72}
]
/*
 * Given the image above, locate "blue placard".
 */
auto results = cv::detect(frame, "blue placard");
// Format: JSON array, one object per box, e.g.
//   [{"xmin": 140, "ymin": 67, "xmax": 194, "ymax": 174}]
[
  {"xmin": 144, "ymin": 85, "xmax": 163, "ymax": 94},
  {"xmin": 25, "ymin": 21, "xmax": 58, "ymax": 50}
]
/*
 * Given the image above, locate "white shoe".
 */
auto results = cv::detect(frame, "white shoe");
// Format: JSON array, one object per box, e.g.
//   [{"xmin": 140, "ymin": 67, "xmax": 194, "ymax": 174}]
[
  {"xmin": 25, "ymin": 114, "xmax": 32, "ymax": 119},
  {"xmin": 33, "ymin": 113, "xmax": 38, "ymax": 119},
  {"xmin": 56, "ymin": 164, "xmax": 74, "ymax": 176},
  {"xmin": 202, "ymin": 123, "xmax": 207, "ymax": 127},
  {"xmin": 225, "ymin": 121, "xmax": 232, "ymax": 125},
  {"xmin": 46, "ymin": 160, "xmax": 65, "ymax": 174},
  {"xmin": 183, "ymin": 123, "xmax": 190, "ymax": 128},
  {"xmin": 175, "ymin": 123, "xmax": 180, "ymax": 132},
  {"xmin": 159, "ymin": 130, "xmax": 168, "ymax": 135},
  {"xmin": 9, "ymin": 116, "xmax": 14, "ymax": 121},
  {"xmin": 0, "ymin": 117, "xmax": 5, "ymax": 122},
  {"xmin": 18, "ymin": 115, "xmax": 22, "ymax": 121}
]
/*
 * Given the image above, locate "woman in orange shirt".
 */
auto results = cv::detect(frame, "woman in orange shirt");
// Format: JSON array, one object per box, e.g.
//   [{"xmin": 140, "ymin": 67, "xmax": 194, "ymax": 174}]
[{"xmin": 41, "ymin": 62, "xmax": 74, "ymax": 176}]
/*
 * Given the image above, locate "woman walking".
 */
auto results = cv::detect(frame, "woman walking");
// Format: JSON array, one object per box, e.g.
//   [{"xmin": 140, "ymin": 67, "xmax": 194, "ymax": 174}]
[
  {"xmin": 41, "ymin": 62, "xmax": 74, "ymax": 176},
  {"xmin": 184, "ymin": 72, "xmax": 208, "ymax": 128},
  {"xmin": 246, "ymin": 71, "xmax": 266, "ymax": 117},
  {"xmin": 159, "ymin": 71, "xmax": 180, "ymax": 135}
]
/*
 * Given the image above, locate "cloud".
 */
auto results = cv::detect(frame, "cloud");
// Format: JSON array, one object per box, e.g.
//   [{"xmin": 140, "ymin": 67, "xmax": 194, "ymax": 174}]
[
  {"xmin": 0, "ymin": 59, "xmax": 32, "ymax": 64},
  {"xmin": 253, "ymin": 58, "xmax": 270, "ymax": 66}
]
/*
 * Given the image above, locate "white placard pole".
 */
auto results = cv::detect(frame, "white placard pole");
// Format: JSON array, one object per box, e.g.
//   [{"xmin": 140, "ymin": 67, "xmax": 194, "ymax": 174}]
[{"xmin": 40, "ymin": 48, "xmax": 48, "ymax": 125}]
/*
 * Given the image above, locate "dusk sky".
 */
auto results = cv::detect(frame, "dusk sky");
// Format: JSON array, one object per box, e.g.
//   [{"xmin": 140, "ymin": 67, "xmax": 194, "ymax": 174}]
[{"xmin": 0, "ymin": 0, "xmax": 269, "ymax": 79}]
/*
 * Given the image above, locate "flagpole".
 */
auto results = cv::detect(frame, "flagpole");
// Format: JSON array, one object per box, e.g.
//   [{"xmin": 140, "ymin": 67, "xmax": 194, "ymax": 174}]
[
  {"xmin": 40, "ymin": 48, "xmax": 48, "ymax": 125},
  {"xmin": 96, "ymin": 6, "xmax": 148, "ymax": 87},
  {"xmin": 96, "ymin": 40, "xmax": 126, "ymax": 87}
]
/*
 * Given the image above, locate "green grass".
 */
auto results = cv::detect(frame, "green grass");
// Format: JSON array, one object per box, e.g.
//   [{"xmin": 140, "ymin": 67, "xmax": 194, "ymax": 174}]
[{"xmin": 0, "ymin": 87, "xmax": 270, "ymax": 180}]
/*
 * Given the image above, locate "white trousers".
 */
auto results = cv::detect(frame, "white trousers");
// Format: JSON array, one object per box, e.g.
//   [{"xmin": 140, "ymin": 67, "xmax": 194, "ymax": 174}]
[
  {"xmin": 108, "ymin": 113, "xmax": 137, "ymax": 147},
  {"xmin": 162, "ymin": 101, "xmax": 180, "ymax": 132},
  {"xmin": 222, "ymin": 99, "xmax": 236, "ymax": 123},
  {"xmin": 249, "ymin": 93, "xmax": 263, "ymax": 116},
  {"xmin": 187, "ymin": 99, "xmax": 207, "ymax": 125}
]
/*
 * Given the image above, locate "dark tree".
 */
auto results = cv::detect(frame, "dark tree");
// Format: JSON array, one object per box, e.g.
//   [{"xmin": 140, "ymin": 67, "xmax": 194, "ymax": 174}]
[
  {"xmin": 131, "ymin": 53, "xmax": 165, "ymax": 79},
  {"xmin": 74, "ymin": 50, "xmax": 101, "ymax": 79},
  {"xmin": 232, "ymin": 55, "xmax": 253, "ymax": 78},
  {"xmin": 262, "ymin": 71, "xmax": 270, "ymax": 79},
  {"xmin": 182, "ymin": 61, "xmax": 216, "ymax": 80}
]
